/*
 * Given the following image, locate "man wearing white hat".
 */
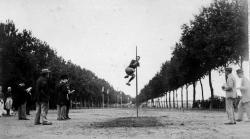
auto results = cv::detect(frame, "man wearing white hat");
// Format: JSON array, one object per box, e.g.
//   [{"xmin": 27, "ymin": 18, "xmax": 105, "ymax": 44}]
[
  {"xmin": 236, "ymin": 69, "xmax": 250, "ymax": 122},
  {"xmin": 34, "ymin": 69, "xmax": 52, "ymax": 125},
  {"xmin": 222, "ymin": 67, "xmax": 237, "ymax": 125}
]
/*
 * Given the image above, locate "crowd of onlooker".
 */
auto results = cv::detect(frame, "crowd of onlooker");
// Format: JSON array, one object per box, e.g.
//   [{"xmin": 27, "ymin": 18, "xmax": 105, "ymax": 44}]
[
  {"xmin": 0, "ymin": 81, "xmax": 33, "ymax": 119},
  {"xmin": 0, "ymin": 69, "xmax": 75, "ymax": 126},
  {"xmin": 193, "ymin": 96, "xmax": 241, "ymax": 110},
  {"xmin": 142, "ymin": 96, "xmax": 241, "ymax": 110}
]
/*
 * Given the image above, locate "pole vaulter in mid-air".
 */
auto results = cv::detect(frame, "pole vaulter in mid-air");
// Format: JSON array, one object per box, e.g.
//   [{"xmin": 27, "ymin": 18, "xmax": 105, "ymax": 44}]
[
  {"xmin": 124, "ymin": 46, "xmax": 140, "ymax": 117},
  {"xmin": 124, "ymin": 55, "xmax": 140, "ymax": 86}
]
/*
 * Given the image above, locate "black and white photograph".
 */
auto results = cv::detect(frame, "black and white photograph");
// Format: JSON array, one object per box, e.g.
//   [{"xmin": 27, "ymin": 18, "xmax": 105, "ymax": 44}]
[{"xmin": 0, "ymin": 0, "xmax": 249, "ymax": 138}]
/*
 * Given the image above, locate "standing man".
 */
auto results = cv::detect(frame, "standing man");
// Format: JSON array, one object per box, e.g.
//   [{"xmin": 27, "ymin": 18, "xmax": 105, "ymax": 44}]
[
  {"xmin": 34, "ymin": 69, "xmax": 52, "ymax": 125},
  {"xmin": 5, "ymin": 87, "xmax": 13, "ymax": 116},
  {"xmin": 56, "ymin": 75, "xmax": 68, "ymax": 120},
  {"xmin": 222, "ymin": 67, "xmax": 237, "ymax": 125},
  {"xmin": 16, "ymin": 80, "xmax": 29, "ymax": 120},
  {"xmin": 0, "ymin": 86, "xmax": 6, "ymax": 117},
  {"xmin": 57, "ymin": 75, "xmax": 75, "ymax": 120},
  {"xmin": 25, "ymin": 86, "xmax": 32, "ymax": 115},
  {"xmin": 124, "ymin": 56, "xmax": 140, "ymax": 86},
  {"xmin": 236, "ymin": 69, "xmax": 250, "ymax": 122},
  {"xmin": 66, "ymin": 84, "xmax": 74, "ymax": 120}
]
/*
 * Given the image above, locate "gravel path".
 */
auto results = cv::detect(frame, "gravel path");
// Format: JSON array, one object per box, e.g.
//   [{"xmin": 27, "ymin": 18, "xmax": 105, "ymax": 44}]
[{"xmin": 0, "ymin": 108, "xmax": 250, "ymax": 139}]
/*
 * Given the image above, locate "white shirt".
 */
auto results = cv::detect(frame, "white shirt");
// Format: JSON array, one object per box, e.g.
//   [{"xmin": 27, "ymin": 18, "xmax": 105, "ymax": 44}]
[
  {"xmin": 239, "ymin": 77, "xmax": 250, "ymax": 103},
  {"xmin": 225, "ymin": 73, "xmax": 237, "ymax": 98}
]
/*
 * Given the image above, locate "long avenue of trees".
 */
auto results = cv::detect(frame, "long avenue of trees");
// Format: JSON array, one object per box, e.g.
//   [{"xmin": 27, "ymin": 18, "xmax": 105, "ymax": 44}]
[
  {"xmin": 138, "ymin": 0, "xmax": 248, "ymax": 108},
  {"xmin": 0, "ymin": 21, "xmax": 132, "ymax": 108}
]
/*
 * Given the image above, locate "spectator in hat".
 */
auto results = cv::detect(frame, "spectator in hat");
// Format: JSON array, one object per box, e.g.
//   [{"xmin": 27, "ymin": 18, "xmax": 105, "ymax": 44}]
[
  {"xmin": 66, "ymin": 84, "xmax": 75, "ymax": 120},
  {"xmin": 25, "ymin": 86, "xmax": 32, "ymax": 115},
  {"xmin": 15, "ymin": 80, "xmax": 29, "ymax": 120},
  {"xmin": 56, "ymin": 75, "xmax": 75, "ymax": 120},
  {"xmin": 56, "ymin": 75, "xmax": 69, "ymax": 120},
  {"xmin": 34, "ymin": 69, "xmax": 52, "ymax": 125},
  {"xmin": 0, "ymin": 86, "xmax": 7, "ymax": 117},
  {"xmin": 5, "ymin": 87, "xmax": 13, "ymax": 116},
  {"xmin": 236, "ymin": 69, "xmax": 250, "ymax": 122},
  {"xmin": 222, "ymin": 67, "xmax": 237, "ymax": 124}
]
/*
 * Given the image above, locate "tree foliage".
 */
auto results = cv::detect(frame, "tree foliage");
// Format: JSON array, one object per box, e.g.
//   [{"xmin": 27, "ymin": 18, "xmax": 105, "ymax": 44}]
[
  {"xmin": 138, "ymin": 0, "xmax": 248, "ymax": 105},
  {"xmin": 0, "ymin": 21, "xmax": 132, "ymax": 108}
]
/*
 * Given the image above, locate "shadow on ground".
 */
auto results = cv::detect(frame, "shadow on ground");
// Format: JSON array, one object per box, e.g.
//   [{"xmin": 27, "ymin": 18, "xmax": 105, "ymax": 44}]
[{"xmin": 92, "ymin": 116, "xmax": 164, "ymax": 128}]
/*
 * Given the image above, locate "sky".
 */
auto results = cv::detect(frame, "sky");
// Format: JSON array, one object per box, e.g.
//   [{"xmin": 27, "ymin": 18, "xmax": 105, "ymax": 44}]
[{"xmin": 0, "ymin": 0, "xmax": 249, "ymax": 99}]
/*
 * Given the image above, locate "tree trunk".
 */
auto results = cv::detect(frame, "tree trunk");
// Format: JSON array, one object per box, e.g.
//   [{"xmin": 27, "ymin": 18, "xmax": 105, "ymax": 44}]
[
  {"xmin": 169, "ymin": 92, "xmax": 171, "ymax": 108},
  {"xmin": 240, "ymin": 56, "xmax": 243, "ymax": 69},
  {"xmin": 192, "ymin": 82, "xmax": 196, "ymax": 108},
  {"xmin": 173, "ymin": 90, "xmax": 175, "ymax": 108},
  {"xmin": 165, "ymin": 93, "xmax": 168, "ymax": 108},
  {"xmin": 83, "ymin": 99, "xmax": 86, "ymax": 107},
  {"xmin": 199, "ymin": 79, "xmax": 204, "ymax": 102},
  {"xmin": 176, "ymin": 90, "xmax": 178, "ymax": 108},
  {"xmin": 186, "ymin": 85, "xmax": 189, "ymax": 109},
  {"xmin": 181, "ymin": 86, "xmax": 183, "ymax": 108},
  {"xmin": 209, "ymin": 70, "xmax": 214, "ymax": 109},
  {"xmin": 0, "ymin": 45, "xmax": 2, "ymax": 86},
  {"xmin": 159, "ymin": 98, "xmax": 161, "ymax": 108}
]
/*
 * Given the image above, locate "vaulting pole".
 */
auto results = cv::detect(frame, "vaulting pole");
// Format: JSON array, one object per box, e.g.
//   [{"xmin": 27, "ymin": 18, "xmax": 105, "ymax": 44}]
[
  {"xmin": 247, "ymin": 0, "xmax": 250, "ymax": 79},
  {"xmin": 136, "ymin": 46, "xmax": 138, "ymax": 118}
]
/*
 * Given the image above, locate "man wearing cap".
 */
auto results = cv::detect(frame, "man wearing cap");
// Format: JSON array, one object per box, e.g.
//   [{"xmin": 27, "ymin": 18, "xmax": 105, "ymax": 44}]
[
  {"xmin": 222, "ymin": 67, "xmax": 237, "ymax": 124},
  {"xmin": 16, "ymin": 81, "xmax": 29, "ymax": 120},
  {"xmin": 34, "ymin": 69, "xmax": 52, "ymax": 125},
  {"xmin": 65, "ymin": 84, "xmax": 75, "ymax": 120},
  {"xmin": 236, "ymin": 69, "xmax": 250, "ymax": 122},
  {"xmin": 56, "ymin": 75, "xmax": 69, "ymax": 120}
]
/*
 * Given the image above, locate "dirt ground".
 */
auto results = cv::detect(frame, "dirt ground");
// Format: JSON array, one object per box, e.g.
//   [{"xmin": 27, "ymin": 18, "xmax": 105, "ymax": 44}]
[{"xmin": 0, "ymin": 108, "xmax": 250, "ymax": 139}]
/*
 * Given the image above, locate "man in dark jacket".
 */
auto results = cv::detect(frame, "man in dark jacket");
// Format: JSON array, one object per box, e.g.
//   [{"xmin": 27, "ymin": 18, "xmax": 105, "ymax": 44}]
[
  {"xmin": 34, "ymin": 69, "xmax": 52, "ymax": 125},
  {"xmin": 66, "ymin": 84, "xmax": 75, "ymax": 119},
  {"xmin": 56, "ymin": 75, "xmax": 75, "ymax": 120},
  {"xmin": 15, "ymin": 80, "xmax": 29, "ymax": 120},
  {"xmin": 56, "ymin": 75, "xmax": 69, "ymax": 120},
  {"xmin": 25, "ymin": 86, "xmax": 32, "ymax": 115}
]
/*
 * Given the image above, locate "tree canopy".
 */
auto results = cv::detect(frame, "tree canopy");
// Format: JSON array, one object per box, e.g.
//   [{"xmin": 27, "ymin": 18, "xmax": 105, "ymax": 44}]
[
  {"xmin": 138, "ymin": 0, "xmax": 248, "ymax": 104},
  {"xmin": 0, "ymin": 20, "xmax": 132, "ymax": 108}
]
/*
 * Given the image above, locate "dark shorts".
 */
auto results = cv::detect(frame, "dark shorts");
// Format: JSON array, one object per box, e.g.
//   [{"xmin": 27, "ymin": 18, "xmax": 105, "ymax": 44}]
[{"xmin": 125, "ymin": 67, "xmax": 135, "ymax": 75}]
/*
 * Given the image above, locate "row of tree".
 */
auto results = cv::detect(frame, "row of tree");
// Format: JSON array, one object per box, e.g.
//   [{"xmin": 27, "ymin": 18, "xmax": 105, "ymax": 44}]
[
  {"xmin": 137, "ymin": 0, "xmax": 248, "ymax": 108},
  {"xmin": 0, "ymin": 20, "xmax": 132, "ymax": 108}
]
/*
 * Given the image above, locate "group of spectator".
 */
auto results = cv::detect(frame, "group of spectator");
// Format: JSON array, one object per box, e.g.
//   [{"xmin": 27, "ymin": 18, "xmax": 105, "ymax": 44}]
[
  {"xmin": 33, "ymin": 68, "xmax": 74, "ymax": 125},
  {"xmin": 0, "ymin": 80, "xmax": 33, "ymax": 119},
  {"xmin": 221, "ymin": 68, "xmax": 250, "ymax": 124},
  {"xmin": 193, "ymin": 97, "xmax": 227, "ymax": 109},
  {"xmin": 56, "ymin": 75, "xmax": 75, "ymax": 121},
  {"xmin": 0, "ymin": 68, "xmax": 75, "ymax": 126}
]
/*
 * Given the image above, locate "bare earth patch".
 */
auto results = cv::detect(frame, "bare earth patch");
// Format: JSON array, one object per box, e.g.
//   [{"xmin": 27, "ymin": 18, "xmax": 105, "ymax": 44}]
[{"xmin": 92, "ymin": 116, "xmax": 164, "ymax": 127}]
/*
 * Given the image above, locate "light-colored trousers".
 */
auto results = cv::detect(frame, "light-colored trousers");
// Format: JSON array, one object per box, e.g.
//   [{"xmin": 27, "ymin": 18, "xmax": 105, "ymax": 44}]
[
  {"xmin": 237, "ymin": 100, "xmax": 250, "ymax": 120},
  {"xmin": 0, "ymin": 99, "xmax": 6, "ymax": 116},
  {"xmin": 57, "ymin": 105, "xmax": 61, "ymax": 119},
  {"xmin": 57, "ymin": 105, "xmax": 66, "ymax": 119},
  {"xmin": 61, "ymin": 105, "xmax": 67, "ymax": 118},
  {"xmin": 18, "ymin": 102, "xmax": 26, "ymax": 119},
  {"xmin": 226, "ymin": 98, "xmax": 235, "ymax": 123},
  {"xmin": 5, "ymin": 97, "xmax": 13, "ymax": 110},
  {"xmin": 34, "ymin": 102, "xmax": 49, "ymax": 123}
]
